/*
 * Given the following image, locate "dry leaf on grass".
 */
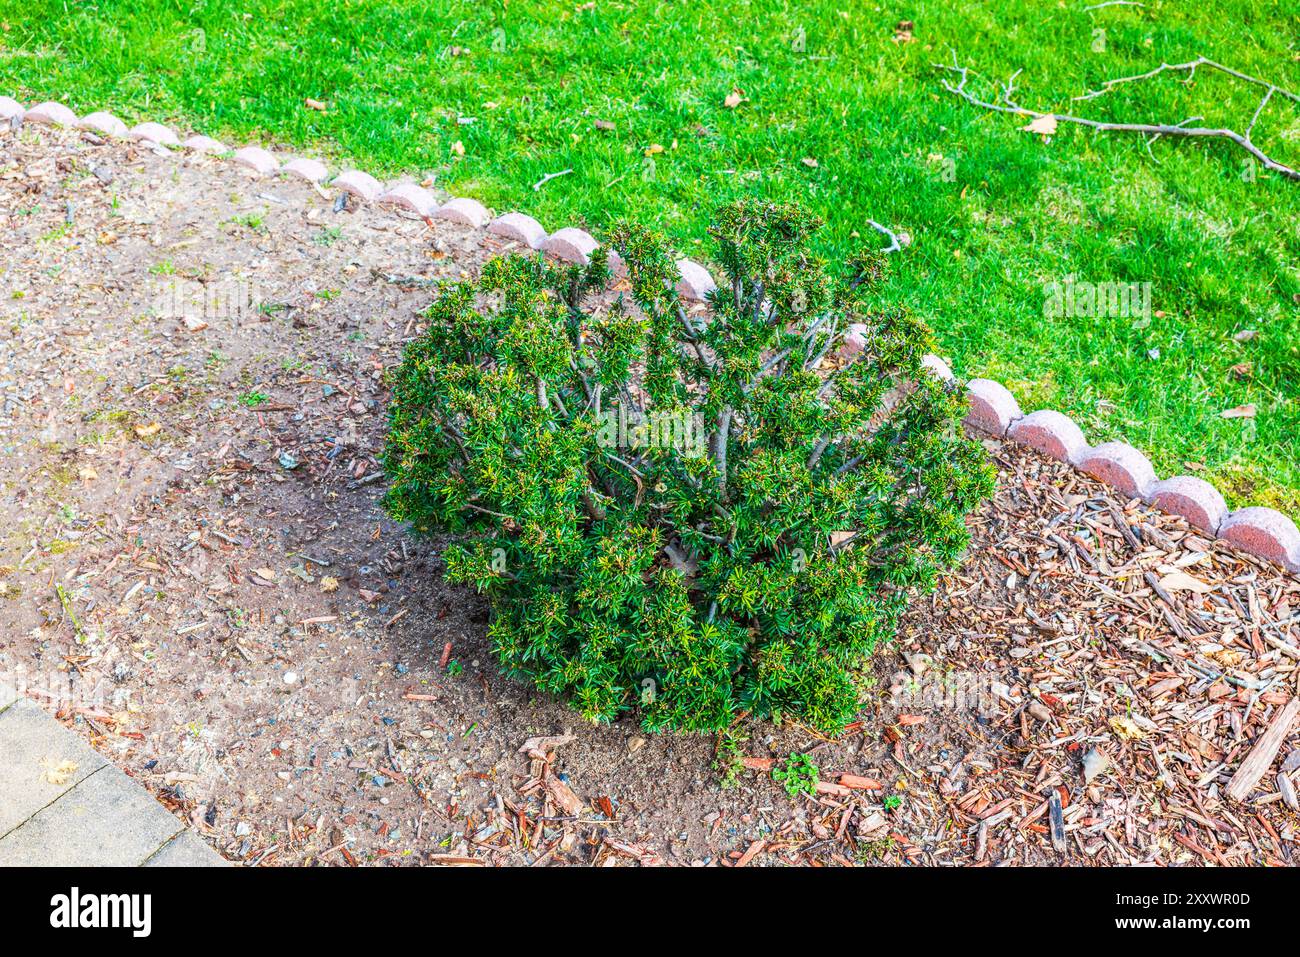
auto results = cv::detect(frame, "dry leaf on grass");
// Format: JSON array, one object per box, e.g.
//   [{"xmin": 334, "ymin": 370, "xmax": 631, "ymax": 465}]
[
  {"xmin": 1022, "ymin": 114, "xmax": 1058, "ymax": 136},
  {"xmin": 1220, "ymin": 403, "xmax": 1256, "ymax": 419},
  {"xmin": 723, "ymin": 89, "xmax": 744, "ymax": 109}
]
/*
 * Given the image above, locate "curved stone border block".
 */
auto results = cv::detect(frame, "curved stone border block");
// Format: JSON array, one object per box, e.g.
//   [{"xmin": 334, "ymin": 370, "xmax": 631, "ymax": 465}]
[
  {"xmin": 543, "ymin": 227, "xmax": 599, "ymax": 265},
  {"xmin": 128, "ymin": 122, "xmax": 179, "ymax": 147},
  {"xmin": 232, "ymin": 146, "xmax": 279, "ymax": 175},
  {"xmin": 377, "ymin": 183, "xmax": 438, "ymax": 217},
  {"xmin": 435, "ymin": 197, "xmax": 491, "ymax": 227},
  {"xmin": 332, "ymin": 170, "xmax": 382, "ymax": 204},
  {"xmin": 1008, "ymin": 410, "xmax": 1087, "ymax": 465},
  {"xmin": 1219, "ymin": 508, "xmax": 1300, "ymax": 572},
  {"xmin": 25, "ymin": 101, "xmax": 77, "ymax": 127},
  {"xmin": 79, "ymin": 111, "xmax": 127, "ymax": 137},
  {"xmin": 1147, "ymin": 476, "xmax": 1229, "ymax": 535},
  {"xmin": 281, "ymin": 157, "xmax": 328, "ymax": 183},
  {"xmin": 965, "ymin": 379, "xmax": 1022, "ymax": 436},
  {"xmin": 0, "ymin": 96, "xmax": 23, "ymax": 122},
  {"xmin": 1077, "ymin": 442, "xmax": 1157, "ymax": 500},
  {"xmin": 838, "ymin": 322, "xmax": 869, "ymax": 360},
  {"xmin": 182, "ymin": 134, "xmax": 227, "ymax": 153},
  {"xmin": 488, "ymin": 212, "xmax": 547, "ymax": 249},
  {"xmin": 676, "ymin": 259, "xmax": 717, "ymax": 301},
  {"xmin": 921, "ymin": 354, "xmax": 955, "ymax": 382}
]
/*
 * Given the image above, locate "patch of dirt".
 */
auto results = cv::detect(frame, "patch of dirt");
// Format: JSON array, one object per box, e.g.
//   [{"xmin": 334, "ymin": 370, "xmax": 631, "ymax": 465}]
[{"xmin": 1, "ymin": 126, "xmax": 1297, "ymax": 867}]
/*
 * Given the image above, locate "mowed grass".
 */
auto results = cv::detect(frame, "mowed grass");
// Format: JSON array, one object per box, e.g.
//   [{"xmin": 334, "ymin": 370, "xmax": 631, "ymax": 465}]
[{"xmin": 2, "ymin": 0, "xmax": 1298, "ymax": 509}]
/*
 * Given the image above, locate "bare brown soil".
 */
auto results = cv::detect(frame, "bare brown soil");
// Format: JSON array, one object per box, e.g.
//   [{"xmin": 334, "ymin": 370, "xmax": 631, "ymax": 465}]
[{"xmin": 1, "ymin": 126, "xmax": 1297, "ymax": 866}]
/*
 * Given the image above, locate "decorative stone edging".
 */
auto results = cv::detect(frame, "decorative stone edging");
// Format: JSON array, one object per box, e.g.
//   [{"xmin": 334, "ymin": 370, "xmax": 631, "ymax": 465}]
[
  {"xmin": 5, "ymin": 96, "xmax": 1298, "ymax": 576},
  {"xmin": 952, "ymin": 364, "xmax": 1298, "ymax": 572}
]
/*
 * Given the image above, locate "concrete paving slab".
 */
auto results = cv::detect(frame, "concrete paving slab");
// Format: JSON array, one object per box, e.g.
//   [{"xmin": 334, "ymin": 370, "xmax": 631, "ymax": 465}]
[
  {"xmin": 144, "ymin": 830, "xmax": 229, "ymax": 867},
  {"xmin": 0, "ymin": 765, "xmax": 183, "ymax": 866},
  {"xmin": 0, "ymin": 698, "xmax": 108, "ymax": 838}
]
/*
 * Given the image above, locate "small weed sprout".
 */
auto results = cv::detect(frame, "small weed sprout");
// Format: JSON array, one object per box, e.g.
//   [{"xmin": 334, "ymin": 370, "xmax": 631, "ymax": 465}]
[{"xmin": 773, "ymin": 752, "xmax": 819, "ymax": 798}]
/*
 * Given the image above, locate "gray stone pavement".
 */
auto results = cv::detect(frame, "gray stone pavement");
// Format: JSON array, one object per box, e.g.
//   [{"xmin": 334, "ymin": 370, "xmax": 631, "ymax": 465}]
[{"xmin": 0, "ymin": 685, "xmax": 227, "ymax": 867}]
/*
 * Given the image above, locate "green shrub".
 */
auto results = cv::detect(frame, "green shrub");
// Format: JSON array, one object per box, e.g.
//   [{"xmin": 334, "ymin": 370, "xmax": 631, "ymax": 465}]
[{"xmin": 382, "ymin": 200, "xmax": 993, "ymax": 734}]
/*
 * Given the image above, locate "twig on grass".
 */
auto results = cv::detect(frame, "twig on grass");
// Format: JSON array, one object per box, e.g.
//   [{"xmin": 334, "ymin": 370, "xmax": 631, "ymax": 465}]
[
  {"xmin": 532, "ymin": 168, "xmax": 573, "ymax": 191},
  {"xmin": 1071, "ymin": 56, "xmax": 1300, "ymax": 106},
  {"xmin": 935, "ymin": 54, "xmax": 1300, "ymax": 181},
  {"xmin": 865, "ymin": 219, "xmax": 902, "ymax": 254}
]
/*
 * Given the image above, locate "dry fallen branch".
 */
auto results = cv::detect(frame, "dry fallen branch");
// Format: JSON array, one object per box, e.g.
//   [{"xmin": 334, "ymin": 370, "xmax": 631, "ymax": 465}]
[
  {"xmin": 935, "ymin": 54, "xmax": 1300, "ymax": 181},
  {"xmin": 1072, "ymin": 56, "xmax": 1300, "ymax": 106}
]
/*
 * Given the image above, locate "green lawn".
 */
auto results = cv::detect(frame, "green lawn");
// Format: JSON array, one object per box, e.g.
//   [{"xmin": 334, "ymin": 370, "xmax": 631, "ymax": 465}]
[{"xmin": 2, "ymin": 0, "xmax": 1298, "ymax": 510}]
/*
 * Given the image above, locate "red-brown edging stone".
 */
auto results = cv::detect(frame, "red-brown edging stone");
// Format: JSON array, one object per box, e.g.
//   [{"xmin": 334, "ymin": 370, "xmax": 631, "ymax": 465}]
[
  {"xmin": 1219, "ymin": 508, "xmax": 1300, "ymax": 572},
  {"xmin": 129, "ymin": 121, "xmax": 179, "ymax": 147},
  {"xmin": 542, "ymin": 226, "xmax": 599, "ymax": 265},
  {"xmin": 79, "ymin": 111, "xmax": 128, "ymax": 137},
  {"xmin": 232, "ymin": 145, "xmax": 279, "ymax": 175},
  {"xmin": 965, "ymin": 378, "xmax": 1023, "ymax": 436},
  {"xmin": 675, "ymin": 258, "xmax": 717, "ymax": 300},
  {"xmin": 435, "ymin": 197, "xmax": 491, "ymax": 228},
  {"xmin": 1148, "ymin": 476, "xmax": 1229, "ymax": 535},
  {"xmin": 23, "ymin": 100, "xmax": 77, "ymax": 126},
  {"xmin": 282, "ymin": 157, "xmax": 329, "ymax": 184},
  {"xmin": 377, "ymin": 182, "xmax": 439, "ymax": 217},
  {"xmin": 488, "ymin": 212, "xmax": 548, "ymax": 250},
  {"xmin": 1008, "ymin": 410, "xmax": 1088, "ymax": 464},
  {"xmin": 182, "ymin": 134, "xmax": 227, "ymax": 153},
  {"xmin": 1077, "ymin": 442, "xmax": 1158, "ymax": 500},
  {"xmin": 332, "ymin": 169, "xmax": 383, "ymax": 203}
]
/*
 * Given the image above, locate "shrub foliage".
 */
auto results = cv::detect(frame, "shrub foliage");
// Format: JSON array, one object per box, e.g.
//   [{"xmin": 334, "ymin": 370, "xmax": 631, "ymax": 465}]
[{"xmin": 382, "ymin": 200, "xmax": 993, "ymax": 733}]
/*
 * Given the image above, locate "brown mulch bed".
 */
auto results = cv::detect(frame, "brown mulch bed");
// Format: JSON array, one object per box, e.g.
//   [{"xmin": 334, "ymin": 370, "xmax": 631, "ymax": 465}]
[{"xmin": 1, "ymin": 125, "xmax": 1297, "ymax": 867}]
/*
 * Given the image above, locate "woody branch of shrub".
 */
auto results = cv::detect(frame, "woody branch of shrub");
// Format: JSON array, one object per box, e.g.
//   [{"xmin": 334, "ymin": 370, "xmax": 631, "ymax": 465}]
[
  {"xmin": 381, "ymin": 200, "xmax": 994, "ymax": 734},
  {"xmin": 937, "ymin": 55, "xmax": 1300, "ymax": 181}
]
